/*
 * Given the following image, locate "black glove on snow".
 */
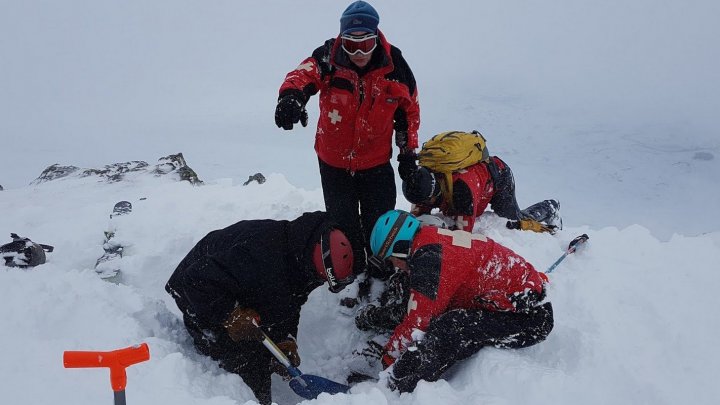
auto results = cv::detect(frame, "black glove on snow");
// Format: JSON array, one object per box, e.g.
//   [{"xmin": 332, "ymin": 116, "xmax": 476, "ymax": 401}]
[
  {"xmin": 275, "ymin": 95, "xmax": 308, "ymax": 130},
  {"xmin": 355, "ymin": 304, "xmax": 379, "ymax": 331},
  {"xmin": 397, "ymin": 151, "xmax": 418, "ymax": 182},
  {"xmin": 359, "ymin": 339, "xmax": 385, "ymax": 361}
]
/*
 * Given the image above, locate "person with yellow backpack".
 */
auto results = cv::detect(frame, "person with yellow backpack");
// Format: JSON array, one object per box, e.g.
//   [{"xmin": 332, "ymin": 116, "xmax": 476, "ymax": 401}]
[{"xmin": 399, "ymin": 131, "xmax": 561, "ymax": 234}]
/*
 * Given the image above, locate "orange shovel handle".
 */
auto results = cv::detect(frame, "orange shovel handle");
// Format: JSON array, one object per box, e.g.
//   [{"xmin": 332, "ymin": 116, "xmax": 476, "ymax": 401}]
[{"xmin": 64, "ymin": 343, "xmax": 150, "ymax": 391}]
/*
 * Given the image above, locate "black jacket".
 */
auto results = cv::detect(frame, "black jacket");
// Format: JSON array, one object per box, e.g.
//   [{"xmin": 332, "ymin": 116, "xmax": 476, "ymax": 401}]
[{"xmin": 166, "ymin": 211, "xmax": 333, "ymax": 340}]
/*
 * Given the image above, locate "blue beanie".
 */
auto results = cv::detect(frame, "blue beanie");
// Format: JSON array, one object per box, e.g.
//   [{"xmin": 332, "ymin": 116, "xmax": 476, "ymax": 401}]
[{"xmin": 340, "ymin": 1, "xmax": 379, "ymax": 35}]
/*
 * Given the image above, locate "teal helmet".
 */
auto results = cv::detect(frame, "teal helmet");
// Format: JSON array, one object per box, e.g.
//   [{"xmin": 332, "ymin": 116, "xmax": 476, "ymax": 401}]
[{"xmin": 369, "ymin": 210, "xmax": 421, "ymax": 259}]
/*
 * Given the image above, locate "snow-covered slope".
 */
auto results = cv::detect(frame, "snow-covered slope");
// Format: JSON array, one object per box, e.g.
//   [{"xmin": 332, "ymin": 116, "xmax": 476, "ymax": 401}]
[{"xmin": 1, "ymin": 176, "xmax": 718, "ymax": 405}]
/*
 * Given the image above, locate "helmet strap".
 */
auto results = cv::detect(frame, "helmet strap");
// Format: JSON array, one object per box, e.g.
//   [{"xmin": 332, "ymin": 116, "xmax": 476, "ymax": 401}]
[
  {"xmin": 320, "ymin": 228, "xmax": 336, "ymax": 286},
  {"xmin": 376, "ymin": 212, "xmax": 409, "ymax": 258}
]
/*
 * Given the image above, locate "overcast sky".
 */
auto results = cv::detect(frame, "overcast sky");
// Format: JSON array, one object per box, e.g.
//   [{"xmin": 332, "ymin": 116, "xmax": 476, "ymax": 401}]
[{"xmin": 1, "ymin": 0, "xmax": 718, "ymax": 236}]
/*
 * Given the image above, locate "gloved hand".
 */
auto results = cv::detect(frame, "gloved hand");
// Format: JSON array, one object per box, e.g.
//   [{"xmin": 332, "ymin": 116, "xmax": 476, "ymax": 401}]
[
  {"xmin": 509, "ymin": 286, "xmax": 547, "ymax": 311},
  {"xmin": 506, "ymin": 219, "xmax": 558, "ymax": 235},
  {"xmin": 274, "ymin": 94, "xmax": 308, "ymax": 130},
  {"xmin": 355, "ymin": 301, "xmax": 406, "ymax": 332},
  {"xmin": 270, "ymin": 338, "xmax": 301, "ymax": 379},
  {"xmin": 359, "ymin": 339, "xmax": 384, "ymax": 361},
  {"xmin": 224, "ymin": 307, "xmax": 262, "ymax": 342},
  {"xmin": 382, "ymin": 270, "xmax": 410, "ymax": 307},
  {"xmin": 355, "ymin": 304, "xmax": 379, "ymax": 331},
  {"xmin": 367, "ymin": 255, "xmax": 394, "ymax": 280},
  {"xmin": 396, "ymin": 151, "xmax": 418, "ymax": 182}
]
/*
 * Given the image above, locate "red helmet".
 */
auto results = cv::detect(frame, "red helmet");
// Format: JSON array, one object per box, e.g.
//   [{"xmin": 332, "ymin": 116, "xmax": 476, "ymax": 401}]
[{"xmin": 313, "ymin": 228, "xmax": 355, "ymax": 293}]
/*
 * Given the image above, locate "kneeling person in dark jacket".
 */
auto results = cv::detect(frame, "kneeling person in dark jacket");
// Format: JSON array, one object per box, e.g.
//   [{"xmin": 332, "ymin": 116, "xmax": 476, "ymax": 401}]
[{"xmin": 165, "ymin": 211, "xmax": 354, "ymax": 405}]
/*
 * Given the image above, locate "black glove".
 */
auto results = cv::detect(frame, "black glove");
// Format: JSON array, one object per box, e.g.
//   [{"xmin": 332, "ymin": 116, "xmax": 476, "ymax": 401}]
[
  {"xmin": 367, "ymin": 255, "xmax": 394, "ymax": 280},
  {"xmin": 509, "ymin": 287, "xmax": 547, "ymax": 311},
  {"xmin": 381, "ymin": 270, "xmax": 410, "ymax": 307},
  {"xmin": 355, "ymin": 301, "xmax": 406, "ymax": 332},
  {"xmin": 397, "ymin": 151, "xmax": 418, "ymax": 182},
  {"xmin": 359, "ymin": 339, "xmax": 384, "ymax": 361},
  {"xmin": 355, "ymin": 304, "xmax": 379, "ymax": 331},
  {"xmin": 274, "ymin": 95, "xmax": 308, "ymax": 130}
]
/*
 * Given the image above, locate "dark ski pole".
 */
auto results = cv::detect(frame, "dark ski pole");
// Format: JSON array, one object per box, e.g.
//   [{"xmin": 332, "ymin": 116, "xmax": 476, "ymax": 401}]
[
  {"xmin": 252, "ymin": 321, "xmax": 349, "ymax": 399},
  {"xmin": 63, "ymin": 343, "xmax": 150, "ymax": 405},
  {"xmin": 546, "ymin": 234, "xmax": 589, "ymax": 274}
]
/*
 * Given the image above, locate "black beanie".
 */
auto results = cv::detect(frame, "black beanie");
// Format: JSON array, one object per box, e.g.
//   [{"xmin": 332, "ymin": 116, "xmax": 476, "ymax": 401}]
[{"xmin": 402, "ymin": 167, "xmax": 442, "ymax": 204}]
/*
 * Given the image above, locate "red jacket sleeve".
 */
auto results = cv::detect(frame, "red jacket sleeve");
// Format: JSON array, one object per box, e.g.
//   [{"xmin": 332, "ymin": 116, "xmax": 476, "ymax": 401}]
[
  {"xmin": 383, "ymin": 244, "xmax": 460, "ymax": 364},
  {"xmin": 383, "ymin": 288, "xmax": 451, "ymax": 364},
  {"xmin": 278, "ymin": 57, "xmax": 323, "ymax": 101},
  {"xmin": 400, "ymin": 90, "xmax": 420, "ymax": 150}
]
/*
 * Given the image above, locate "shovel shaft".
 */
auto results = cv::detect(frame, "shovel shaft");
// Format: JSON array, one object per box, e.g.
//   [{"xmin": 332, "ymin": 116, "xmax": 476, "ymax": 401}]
[
  {"xmin": 114, "ymin": 390, "xmax": 126, "ymax": 405},
  {"xmin": 257, "ymin": 336, "xmax": 301, "ymax": 378},
  {"xmin": 252, "ymin": 321, "xmax": 348, "ymax": 398}
]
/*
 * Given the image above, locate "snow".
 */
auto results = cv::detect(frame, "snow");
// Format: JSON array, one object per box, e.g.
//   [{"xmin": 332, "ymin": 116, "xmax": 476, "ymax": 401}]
[{"xmin": 1, "ymin": 1, "xmax": 719, "ymax": 404}]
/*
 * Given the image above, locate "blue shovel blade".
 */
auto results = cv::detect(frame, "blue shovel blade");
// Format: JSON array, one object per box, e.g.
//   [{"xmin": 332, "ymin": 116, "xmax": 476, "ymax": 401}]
[{"xmin": 289, "ymin": 374, "xmax": 350, "ymax": 400}]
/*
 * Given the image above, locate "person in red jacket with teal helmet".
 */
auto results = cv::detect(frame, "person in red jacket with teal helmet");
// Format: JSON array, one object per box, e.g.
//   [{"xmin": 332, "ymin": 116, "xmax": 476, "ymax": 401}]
[
  {"xmin": 358, "ymin": 209, "xmax": 554, "ymax": 392},
  {"xmin": 275, "ymin": 1, "xmax": 420, "ymax": 274}
]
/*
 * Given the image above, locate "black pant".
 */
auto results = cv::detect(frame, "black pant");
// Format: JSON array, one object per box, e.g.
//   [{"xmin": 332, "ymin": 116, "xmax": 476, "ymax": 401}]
[
  {"xmin": 183, "ymin": 315, "xmax": 273, "ymax": 404},
  {"xmin": 391, "ymin": 303, "xmax": 554, "ymax": 392},
  {"xmin": 319, "ymin": 159, "xmax": 396, "ymax": 274},
  {"xmin": 488, "ymin": 158, "xmax": 559, "ymax": 223}
]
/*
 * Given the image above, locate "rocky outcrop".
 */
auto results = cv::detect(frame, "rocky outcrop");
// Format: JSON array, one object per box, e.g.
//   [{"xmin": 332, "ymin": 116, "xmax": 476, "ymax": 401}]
[{"xmin": 31, "ymin": 153, "xmax": 202, "ymax": 185}]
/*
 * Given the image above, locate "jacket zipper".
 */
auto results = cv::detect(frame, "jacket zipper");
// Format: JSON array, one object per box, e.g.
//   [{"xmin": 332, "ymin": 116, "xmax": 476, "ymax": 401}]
[{"xmin": 358, "ymin": 79, "xmax": 365, "ymax": 107}]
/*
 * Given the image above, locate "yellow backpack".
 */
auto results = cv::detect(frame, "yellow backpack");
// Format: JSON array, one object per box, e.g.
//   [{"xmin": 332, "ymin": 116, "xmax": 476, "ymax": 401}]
[{"xmin": 417, "ymin": 131, "xmax": 490, "ymax": 209}]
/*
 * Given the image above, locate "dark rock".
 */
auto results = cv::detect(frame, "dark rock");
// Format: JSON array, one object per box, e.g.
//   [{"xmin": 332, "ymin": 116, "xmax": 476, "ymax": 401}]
[
  {"xmin": 153, "ymin": 153, "xmax": 202, "ymax": 185},
  {"xmin": 81, "ymin": 161, "xmax": 149, "ymax": 182},
  {"xmin": 243, "ymin": 173, "xmax": 266, "ymax": 186},
  {"xmin": 32, "ymin": 164, "xmax": 80, "ymax": 184}
]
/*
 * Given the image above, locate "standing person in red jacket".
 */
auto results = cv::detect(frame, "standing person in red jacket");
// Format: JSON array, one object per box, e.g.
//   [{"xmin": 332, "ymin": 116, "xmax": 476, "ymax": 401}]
[
  {"xmin": 356, "ymin": 210, "xmax": 554, "ymax": 392},
  {"xmin": 275, "ymin": 1, "xmax": 420, "ymax": 274}
]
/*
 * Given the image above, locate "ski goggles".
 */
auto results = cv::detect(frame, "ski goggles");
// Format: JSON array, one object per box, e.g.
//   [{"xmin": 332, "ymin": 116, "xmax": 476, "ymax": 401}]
[{"xmin": 341, "ymin": 33, "xmax": 378, "ymax": 56}]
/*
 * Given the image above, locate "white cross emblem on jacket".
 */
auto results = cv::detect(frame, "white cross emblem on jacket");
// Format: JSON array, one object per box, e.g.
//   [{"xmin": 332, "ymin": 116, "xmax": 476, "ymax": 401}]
[
  {"xmin": 437, "ymin": 228, "xmax": 487, "ymax": 248},
  {"xmin": 328, "ymin": 109, "xmax": 343, "ymax": 124}
]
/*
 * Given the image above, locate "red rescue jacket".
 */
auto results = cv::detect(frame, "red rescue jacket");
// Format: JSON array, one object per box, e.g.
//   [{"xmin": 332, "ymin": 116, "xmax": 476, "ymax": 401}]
[
  {"xmin": 384, "ymin": 226, "xmax": 547, "ymax": 361},
  {"xmin": 436, "ymin": 157, "xmax": 508, "ymax": 231},
  {"xmin": 279, "ymin": 31, "xmax": 420, "ymax": 171}
]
